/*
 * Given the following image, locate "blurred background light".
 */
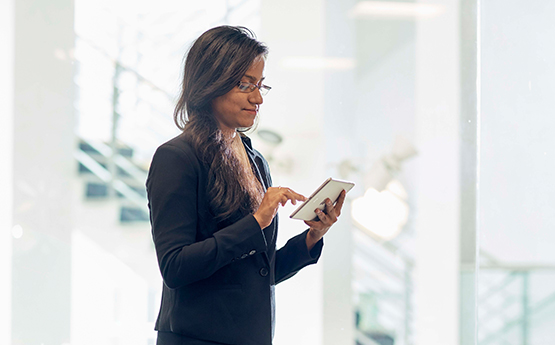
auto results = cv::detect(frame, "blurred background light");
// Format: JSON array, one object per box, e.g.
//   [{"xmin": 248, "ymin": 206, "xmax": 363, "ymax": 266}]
[
  {"xmin": 364, "ymin": 135, "xmax": 417, "ymax": 192},
  {"xmin": 280, "ymin": 56, "xmax": 356, "ymax": 70},
  {"xmin": 351, "ymin": 180, "xmax": 409, "ymax": 240},
  {"xmin": 351, "ymin": 136, "xmax": 416, "ymax": 240},
  {"xmin": 349, "ymin": 1, "xmax": 445, "ymax": 19},
  {"xmin": 11, "ymin": 225, "xmax": 23, "ymax": 239}
]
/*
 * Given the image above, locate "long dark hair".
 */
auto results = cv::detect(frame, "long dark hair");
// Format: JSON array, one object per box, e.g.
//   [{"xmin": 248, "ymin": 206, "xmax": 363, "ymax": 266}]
[{"xmin": 174, "ymin": 26, "xmax": 268, "ymax": 222}]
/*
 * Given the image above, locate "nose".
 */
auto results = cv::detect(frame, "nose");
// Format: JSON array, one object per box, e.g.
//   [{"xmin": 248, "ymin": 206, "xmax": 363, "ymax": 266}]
[{"xmin": 249, "ymin": 87, "xmax": 263, "ymax": 105}]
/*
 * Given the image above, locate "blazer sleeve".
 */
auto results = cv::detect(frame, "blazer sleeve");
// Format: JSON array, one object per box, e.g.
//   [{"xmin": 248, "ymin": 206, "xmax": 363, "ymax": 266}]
[
  {"xmin": 254, "ymin": 148, "xmax": 324, "ymax": 285},
  {"xmin": 274, "ymin": 229, "xmax": 323, "ymax": 284},
  {"xmin": 147, "ymin": 143, "xmax": 268, "ymax": 290}
]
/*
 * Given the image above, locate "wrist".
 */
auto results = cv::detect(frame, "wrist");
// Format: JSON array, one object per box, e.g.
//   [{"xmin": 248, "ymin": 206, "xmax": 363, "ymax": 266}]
[
  {"xmin": 306, "ymin": 229, "xmax": 321, "ymax": 251},
  {"xmin": 253, "ymin": 213, "xmax": 268, "ymax": 229}
]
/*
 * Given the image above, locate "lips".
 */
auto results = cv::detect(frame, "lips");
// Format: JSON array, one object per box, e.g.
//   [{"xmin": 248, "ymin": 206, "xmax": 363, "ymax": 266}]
[{"xmin": 244, "ymin": 108, "xmax": 258, "ymax": 115}]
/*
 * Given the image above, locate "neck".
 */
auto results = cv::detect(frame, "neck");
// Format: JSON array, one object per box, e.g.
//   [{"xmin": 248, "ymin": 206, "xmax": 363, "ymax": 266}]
[{"xmin": 220, "ymin": 127, "xmax": 237, "ymax": 143}]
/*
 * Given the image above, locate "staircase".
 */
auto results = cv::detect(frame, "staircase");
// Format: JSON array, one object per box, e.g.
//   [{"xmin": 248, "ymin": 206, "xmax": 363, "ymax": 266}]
[
  {"xmin": 75, "ymin": 137, "xmax": 149, "ymax": 223},
  {"xmin": 353, "ymin": 228, "xmax": 414, "ymax": 345}
]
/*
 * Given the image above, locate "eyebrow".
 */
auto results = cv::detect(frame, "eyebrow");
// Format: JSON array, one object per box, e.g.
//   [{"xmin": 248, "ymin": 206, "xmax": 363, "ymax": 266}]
[{"xmin": 243, "ymin": 74, "xmax": 265, "ymax": 83}]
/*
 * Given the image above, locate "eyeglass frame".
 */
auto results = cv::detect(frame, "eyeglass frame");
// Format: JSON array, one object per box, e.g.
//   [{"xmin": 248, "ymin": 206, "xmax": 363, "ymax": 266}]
[{"xmin": 237, "ymin": 81, "xmax": 272, "ymax": 96}]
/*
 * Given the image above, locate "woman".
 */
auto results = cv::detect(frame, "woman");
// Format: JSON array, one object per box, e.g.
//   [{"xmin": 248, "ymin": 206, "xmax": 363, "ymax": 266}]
[{"xmin": 146, "ymin": 25, "xmax": 346, "ymax": 345}]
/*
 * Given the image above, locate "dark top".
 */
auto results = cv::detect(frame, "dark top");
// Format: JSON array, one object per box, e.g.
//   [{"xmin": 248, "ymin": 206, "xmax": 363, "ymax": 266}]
[{"xmin": 146, "ymin": 133, "xmax": 323, "ymax": 345}]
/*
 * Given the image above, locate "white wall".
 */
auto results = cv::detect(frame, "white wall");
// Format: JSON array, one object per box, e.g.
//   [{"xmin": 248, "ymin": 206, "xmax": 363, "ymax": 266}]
[
  {"xmin": 479, "ymin": 0, "xmax": 555, "ymax": 265},
  {"xmin": 478, "ymin": 3, "xmax": 555, "ymax": 341},
  {"xmin": 11, "ymin": 0, "xmax": 75, "ymax": 343},
  {"xmin": 0, "ymin": 0, "xmax": 15, "ymax": 343}
]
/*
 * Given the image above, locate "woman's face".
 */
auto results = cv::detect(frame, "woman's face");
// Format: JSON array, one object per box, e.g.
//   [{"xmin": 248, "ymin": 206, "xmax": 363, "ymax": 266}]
[{"xmin": 211, "ymin": 56, "xmax": 265, "ymax": 136}]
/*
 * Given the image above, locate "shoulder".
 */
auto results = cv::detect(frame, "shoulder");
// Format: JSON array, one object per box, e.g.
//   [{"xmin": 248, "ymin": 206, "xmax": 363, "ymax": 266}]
[
  {"xmin": 159, "ymin": 133, "xmax": 195, "ymax": 156},
  {"xmin": 155, "ymin": 133, "xmax": 199, "ymax": 161},
  {"xmin": 151, "ymin": 133, "xmax": 201, "ymax": 172}
]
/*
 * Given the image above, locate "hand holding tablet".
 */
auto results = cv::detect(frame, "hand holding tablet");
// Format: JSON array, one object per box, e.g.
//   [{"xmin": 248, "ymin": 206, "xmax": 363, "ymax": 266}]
[{"xmin": 289, "ymin": 178, "xmax": 355, "ymax": 221}]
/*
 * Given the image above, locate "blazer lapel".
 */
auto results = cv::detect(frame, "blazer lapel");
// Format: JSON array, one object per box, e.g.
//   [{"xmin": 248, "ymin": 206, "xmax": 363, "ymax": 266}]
[{"xmin": 241, "ymin": 136, "xmax": 272, "ymax": 268}]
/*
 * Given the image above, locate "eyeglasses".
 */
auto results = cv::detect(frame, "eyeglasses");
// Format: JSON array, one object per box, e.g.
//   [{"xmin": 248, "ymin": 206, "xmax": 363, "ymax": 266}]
[{"xmin": 237, "ymin": 81, "xmax": 272, "ymax": 96}]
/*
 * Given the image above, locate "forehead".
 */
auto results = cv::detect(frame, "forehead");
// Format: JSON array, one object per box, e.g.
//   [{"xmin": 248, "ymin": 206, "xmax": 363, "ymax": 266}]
[{"xmin": 242, "ymin": 57, "xmax": 265, "ymax": 81}]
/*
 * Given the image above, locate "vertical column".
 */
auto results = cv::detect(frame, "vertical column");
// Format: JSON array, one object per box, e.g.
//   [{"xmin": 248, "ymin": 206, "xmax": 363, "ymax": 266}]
[
  {"xmin": 12, "ymin": 0, "xmax": 75, "ymax": 344},
  {"xmin": 321, "ymin": 210, "xmax": 355, "ymax": 345},
  {"xmin": 414, "ymin": 0, "xmax": 461, "ymax": 344},
  {"xmin": 322, "ymin": 0, "xmax": 357, "ymax": 344},
  {"xmin": 1, "ymin": 0, "xmax": 15, "ymax": 344},
  {"xmin": 459, "ymin": 0, "xmax": 479, "ymax": 344}
]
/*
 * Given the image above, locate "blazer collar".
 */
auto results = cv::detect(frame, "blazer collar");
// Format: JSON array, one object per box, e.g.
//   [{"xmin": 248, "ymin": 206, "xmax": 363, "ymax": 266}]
[
  {"xmin": 240, "ymin": 135, "xmax": 269, "ymax": 190},
  {"xmin": 240, "ymin": 134, "xmax": 254, "ymax": 151}
]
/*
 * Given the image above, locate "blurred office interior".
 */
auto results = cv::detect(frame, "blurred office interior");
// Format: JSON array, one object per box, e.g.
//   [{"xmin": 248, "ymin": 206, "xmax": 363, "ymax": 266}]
[{"xmin": 1, "ymin": 0, "xmax": 554, "ymax": 344}]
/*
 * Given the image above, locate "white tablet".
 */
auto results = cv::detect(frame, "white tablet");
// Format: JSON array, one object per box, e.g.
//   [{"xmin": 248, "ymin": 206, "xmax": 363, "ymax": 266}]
[{"xmin": 289, "ymin": 178, "xmax": 355, "ymax": 221}]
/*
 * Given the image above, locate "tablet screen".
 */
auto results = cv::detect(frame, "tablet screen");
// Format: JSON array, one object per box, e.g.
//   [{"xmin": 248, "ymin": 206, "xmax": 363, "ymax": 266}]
[{"xmin": 289, "ymin": 178, "xmax": 355, "ymax": 221}]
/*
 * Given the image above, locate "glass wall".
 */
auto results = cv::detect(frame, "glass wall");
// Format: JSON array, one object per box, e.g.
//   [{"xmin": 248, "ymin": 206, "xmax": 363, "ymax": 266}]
[{"xmin": 4, "ymin": 0, "xmax": 553, "ymax": 344}]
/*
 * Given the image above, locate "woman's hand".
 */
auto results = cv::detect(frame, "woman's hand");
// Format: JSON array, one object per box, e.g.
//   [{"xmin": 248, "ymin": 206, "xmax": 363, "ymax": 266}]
[
  {"xmin": 304, "ymin": 190, "xmax": 346, "ymax": 251},
  {"xmin": 253, "ymin": 187, "xmax": 307, "ymax": 229}
]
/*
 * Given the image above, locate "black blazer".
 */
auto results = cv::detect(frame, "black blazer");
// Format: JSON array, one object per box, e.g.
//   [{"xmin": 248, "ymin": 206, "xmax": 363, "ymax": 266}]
[{"xmin": 146, "ymin": 133, "xmax": 323, "ymax": 345}]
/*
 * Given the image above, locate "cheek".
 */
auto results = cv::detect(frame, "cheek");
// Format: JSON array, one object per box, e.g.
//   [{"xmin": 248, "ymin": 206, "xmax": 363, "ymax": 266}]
[
  {"xmin": 212, "ymin": 92, "xmax": 245, "ymax": 117},
  {"xmin": 212, "ymin": 96, "xmax": 230, "ymax": 114},
  {"xmin": 225, "ymin": 98, "xmax": 244, "ymax": 114}
]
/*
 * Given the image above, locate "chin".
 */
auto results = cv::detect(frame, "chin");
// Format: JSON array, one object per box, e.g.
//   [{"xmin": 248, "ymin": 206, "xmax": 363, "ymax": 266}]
[
  {"xmin": 239, "ymin": 123, "xmax": 254, "ymax": 130},
  {"xmin": 240, "ymin": 119, "xmax": 256, "ymax": 128}
]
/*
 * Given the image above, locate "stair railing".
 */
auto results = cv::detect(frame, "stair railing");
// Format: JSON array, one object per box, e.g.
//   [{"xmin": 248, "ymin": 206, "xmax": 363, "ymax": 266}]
[
  {"xmin": 478, "ymin": 261, "xmax": 555, "ymax": 345},
  {"xmin": 75, "ymin": 137, "xmax": 148, "ymax": 215},
  {"xmin": 353, "ymin": 227, "xmax": 414, "ymax": 345}
]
